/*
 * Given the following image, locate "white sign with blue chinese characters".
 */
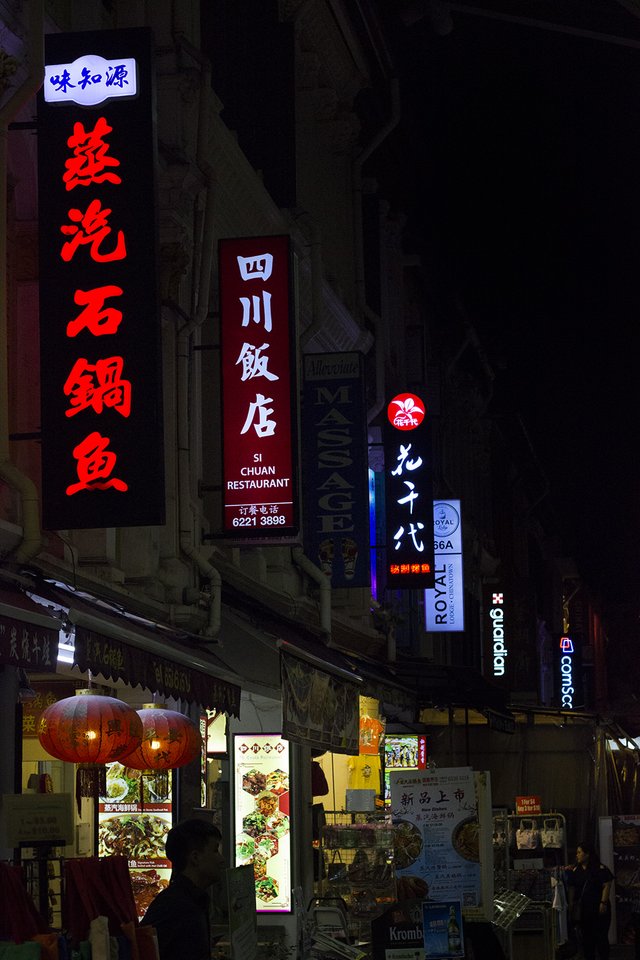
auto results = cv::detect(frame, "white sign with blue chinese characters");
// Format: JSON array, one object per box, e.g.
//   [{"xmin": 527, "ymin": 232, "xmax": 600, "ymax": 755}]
[
  {"xmin": 390, "ymin": 766, "xmax": 481, "ymax": 909},
  {"xmin": 44, "ymin": 55, "xmax": 138, "ymax": 106},
  {"xmin": 424, "ymin": 500, "xmax": 465, "ymax": 632}
]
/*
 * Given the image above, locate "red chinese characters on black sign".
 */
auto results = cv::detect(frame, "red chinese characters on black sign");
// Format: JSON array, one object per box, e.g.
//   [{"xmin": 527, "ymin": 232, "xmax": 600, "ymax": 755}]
[
  {"xmin": 219, "ymin": 236, "xmax": 299, "ymax": 538},
  {"xmin": 38, "ymin": 29, "xmax": 164, "ymax": 529},
  {"xmin": 384, "ymin": 392, "xmax": 435, "ymax": 589}
]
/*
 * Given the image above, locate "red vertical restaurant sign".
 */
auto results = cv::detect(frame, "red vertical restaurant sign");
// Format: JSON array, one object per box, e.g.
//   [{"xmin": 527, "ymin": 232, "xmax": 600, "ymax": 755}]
[
  {"xmin": 38, "ymin": 29, "xmax": 165, "ymax": 529},
  {"xmin": 219, "ymin": 236, "xmax": 299, "ymax": 538}
]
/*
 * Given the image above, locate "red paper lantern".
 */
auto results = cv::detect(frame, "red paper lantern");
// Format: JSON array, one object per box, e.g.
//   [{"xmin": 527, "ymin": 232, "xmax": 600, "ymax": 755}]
[
  {"xmin": 121, "ymin": 704, "xmax": 201, "ymax": 770},
  {"xmin": 38, "ymin": 689, "xmax": 143, "ymax": 808}
]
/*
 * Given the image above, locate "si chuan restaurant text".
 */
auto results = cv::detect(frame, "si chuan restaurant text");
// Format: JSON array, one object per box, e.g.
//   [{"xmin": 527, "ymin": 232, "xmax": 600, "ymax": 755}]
[{"xmin": 38, "ymin": 29, "xmax": 165, "ymax": 530}]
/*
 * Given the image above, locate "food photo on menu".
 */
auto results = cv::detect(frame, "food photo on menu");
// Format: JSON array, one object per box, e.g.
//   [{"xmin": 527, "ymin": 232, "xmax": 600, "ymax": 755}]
[{"xmin": 98, "ymin": 761, "xmax": 173, "ymax": 918}]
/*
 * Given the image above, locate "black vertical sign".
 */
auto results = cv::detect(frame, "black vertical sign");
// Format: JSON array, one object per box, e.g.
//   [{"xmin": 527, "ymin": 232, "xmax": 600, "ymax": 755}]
[
  {"xmin": 384, "ymin": 392, "xmax": 435, "ymax": 589},
  {"xmin": 38, "ymin": 29, "xmax": 164, "ymax": 529}
]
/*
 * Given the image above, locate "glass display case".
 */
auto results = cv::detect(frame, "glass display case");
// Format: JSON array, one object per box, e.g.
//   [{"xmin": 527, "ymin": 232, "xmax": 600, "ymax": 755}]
[{"xmin": 320, "ymin": 812, "xmax": 396, "ymax": 941}]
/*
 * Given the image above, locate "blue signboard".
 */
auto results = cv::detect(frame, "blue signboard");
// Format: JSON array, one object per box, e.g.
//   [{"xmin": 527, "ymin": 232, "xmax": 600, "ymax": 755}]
[{"xmin": 301, "ymin": 353, "xmax": 370, "ymax": 587}]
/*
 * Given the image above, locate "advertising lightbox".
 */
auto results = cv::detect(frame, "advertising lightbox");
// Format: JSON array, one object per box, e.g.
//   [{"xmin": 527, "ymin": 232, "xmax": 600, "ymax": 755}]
[
  {"xmin": 98, "ymin": 761, "xmax": 172, "ymax": 919},
  {"xmin": 219, "ymin": 236, "xmax": 299, "ymax": 539},
  {"xmin": 482, "ymin": 586, "xmax": 509, "ymax": 682},
  {"xmin": 233, "ymin": 733, "xmax": 291, "ymax": 913},
  {"xmin": 555, "ymin": 634, "xmax": 583, "ymax": 710},
  {"xmin": 383, "ymin": 733, "xmax": 427, "ymax": 806},
  {"xmin": 38, "ymin": 29, "xmax": 165, "ymax": 529},
  {"xmin": 425, "ymin": 500, "xmax": 465, "ymax": 631},
  {"xmin": 384, "ymin": 392, "xmax": 435, "ymax": 589}
]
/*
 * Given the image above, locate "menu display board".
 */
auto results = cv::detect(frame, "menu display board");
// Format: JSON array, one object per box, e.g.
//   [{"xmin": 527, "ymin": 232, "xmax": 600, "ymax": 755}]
[
  {"xmin": 98, "ymin": 761, "xmax": 172, "ymax": 917},
  {"xmin": 233, "ymin": 734, "xmax": 291, "ymax": 913},
  {"xmin": 389, "ymin": 767, "xmax": 481, "ymax": 908}
]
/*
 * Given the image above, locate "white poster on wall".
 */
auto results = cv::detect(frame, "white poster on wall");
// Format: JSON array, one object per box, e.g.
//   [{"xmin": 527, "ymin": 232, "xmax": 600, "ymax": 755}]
[{"xmin": 390, "ymin": 766, "xmax": 481, "ymax": 908}]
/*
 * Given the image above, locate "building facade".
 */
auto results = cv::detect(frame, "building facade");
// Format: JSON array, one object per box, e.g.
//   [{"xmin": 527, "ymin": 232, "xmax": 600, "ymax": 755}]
[{"xmin": 0, "ymin": 0, "xmax": 617, "ymax": 943}]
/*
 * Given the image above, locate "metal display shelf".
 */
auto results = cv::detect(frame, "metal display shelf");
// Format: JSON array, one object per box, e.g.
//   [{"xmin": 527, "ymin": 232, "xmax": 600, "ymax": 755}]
[
  {"xmin": 511, "ymin": 901, "xmax": 555, "ymax": 960},
  {"xmin": 319, "ymin": 812, "xmax": 396, "ymax": 944}
]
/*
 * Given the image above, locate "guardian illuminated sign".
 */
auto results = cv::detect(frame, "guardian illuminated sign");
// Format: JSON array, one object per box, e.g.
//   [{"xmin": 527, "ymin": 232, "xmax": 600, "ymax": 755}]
[{"xmin": 482, "ymin": 585, "xmax": 509, "ymax": 681}]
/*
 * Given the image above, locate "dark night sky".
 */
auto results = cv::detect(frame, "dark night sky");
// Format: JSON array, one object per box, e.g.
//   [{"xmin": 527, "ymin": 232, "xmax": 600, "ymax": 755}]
[{"xmin": 374, "ymin": 2, "xmax": 640, "ymax": 621}]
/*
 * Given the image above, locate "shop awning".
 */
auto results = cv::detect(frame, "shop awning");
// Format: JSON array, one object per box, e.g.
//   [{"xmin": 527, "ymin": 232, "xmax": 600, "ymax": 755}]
[
  {"xmin": 338, "ymin": 654, "xmax": 418, "ymax": 716},
  {"xmin": 280, "ymin": 647, "xmax": 360, "ymax": 755},
  {"xmin": 0, "ymin": 583, "xmax": 60, "ymax": 673},
  {"xmin": 29, "ymin": 582, "xmax": 242, "ymax": 717},
  {"xmin": 391, "ymin": 659, "xmax": 514, "ymax": 720}
]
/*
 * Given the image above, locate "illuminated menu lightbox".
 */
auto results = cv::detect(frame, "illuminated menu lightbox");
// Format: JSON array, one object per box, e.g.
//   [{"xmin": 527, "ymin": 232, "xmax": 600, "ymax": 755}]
[
  {"xmin": 383, "ymin": 733, "xmax": 427, "ymax": 806},
  {"xmin": 384, "ymin": 392, "xmax": 435, "ymax": 589},
  {"xmin": 219, "ymin": 236, "xmax": 299, "ymax": 539},
  {"xmin": 38, "ymin": 28, "xmax": 165, "ymax": 530},
  {"xmin": 233, "ymin": 733, "xmax": 291, "ymax": 913},
  {"xmin": 98, "ymin": 762, "xmax": 172, "ymax": 920}
]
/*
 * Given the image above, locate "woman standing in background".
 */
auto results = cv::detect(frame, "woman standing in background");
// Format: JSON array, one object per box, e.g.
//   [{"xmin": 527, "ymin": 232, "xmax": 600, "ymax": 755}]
[{"xmin": 567, "ymin": 841, "xmax": 614, "ymax": 960}]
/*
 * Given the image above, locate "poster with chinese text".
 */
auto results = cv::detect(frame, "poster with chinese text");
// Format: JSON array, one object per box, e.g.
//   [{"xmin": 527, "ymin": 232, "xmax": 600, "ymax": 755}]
[{"xmin": 390, "ymin": 767, "xmax": 481, "ymax": 908}]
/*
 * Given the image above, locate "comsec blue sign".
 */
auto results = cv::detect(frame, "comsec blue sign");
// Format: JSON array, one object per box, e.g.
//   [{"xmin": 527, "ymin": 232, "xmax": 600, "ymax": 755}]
[{"xmin": 558, "ymin": 636, "xmax": 582, "ymax": 710}]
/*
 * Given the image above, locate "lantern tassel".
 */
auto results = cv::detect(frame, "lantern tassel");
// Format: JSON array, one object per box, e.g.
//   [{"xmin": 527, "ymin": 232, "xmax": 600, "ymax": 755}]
[{"xmin": 76, "ymin": 763, "xmax": 107, "ymax": 815}]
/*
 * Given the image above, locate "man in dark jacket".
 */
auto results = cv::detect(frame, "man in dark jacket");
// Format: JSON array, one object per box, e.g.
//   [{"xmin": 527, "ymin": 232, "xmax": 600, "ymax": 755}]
[{"xmin": 141, "ymin": 819, "xmax": 225, "ymax": 960}]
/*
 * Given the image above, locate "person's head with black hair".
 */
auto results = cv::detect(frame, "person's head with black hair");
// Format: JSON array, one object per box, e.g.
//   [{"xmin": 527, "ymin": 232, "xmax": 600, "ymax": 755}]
[
  {"xmin": 576, "ymin": 840, "xmax": 601, "ymax": 870},
  {"xmin": 165, "ymin": 819, "xmax": 225, "ymax": 889}
]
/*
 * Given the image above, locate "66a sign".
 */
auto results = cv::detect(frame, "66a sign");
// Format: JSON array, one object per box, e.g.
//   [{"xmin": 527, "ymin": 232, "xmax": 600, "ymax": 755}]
[{"xmin": 384, "ymin": 392, "xmax": 435, "ymax": 589}]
